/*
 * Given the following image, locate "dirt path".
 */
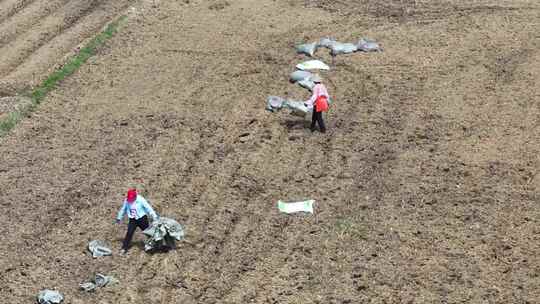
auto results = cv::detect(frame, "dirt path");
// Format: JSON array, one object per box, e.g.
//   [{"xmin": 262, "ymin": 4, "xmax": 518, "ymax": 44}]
[{"xmin": 1, "ymin": 0, "xmax": 539, "ymax": 303}]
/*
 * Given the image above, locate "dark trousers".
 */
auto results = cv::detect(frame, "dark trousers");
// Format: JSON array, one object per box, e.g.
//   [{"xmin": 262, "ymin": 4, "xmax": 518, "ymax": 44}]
[
  {"xmin": 311, "ymin": 109, "xmax": 326, "ymax": 133},
  {"xmin": 122, "ymin": 215, "xmax": 149, "ymax": 250}
]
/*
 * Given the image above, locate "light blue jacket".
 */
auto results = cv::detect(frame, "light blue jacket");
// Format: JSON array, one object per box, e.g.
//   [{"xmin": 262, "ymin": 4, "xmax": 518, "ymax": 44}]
[{"xmin": 116, "ymin": 195, "xmax": 158, "ymax": 221}]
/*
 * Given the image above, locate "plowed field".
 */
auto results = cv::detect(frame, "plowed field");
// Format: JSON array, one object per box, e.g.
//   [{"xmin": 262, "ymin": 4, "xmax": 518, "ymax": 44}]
[
  {"xmin": 0, "ymin": 0, "xmax": 135, "ymax": 96},
  {"xmin": 1, "ymin": 0, "xmax": 539, "ymax": 303}
]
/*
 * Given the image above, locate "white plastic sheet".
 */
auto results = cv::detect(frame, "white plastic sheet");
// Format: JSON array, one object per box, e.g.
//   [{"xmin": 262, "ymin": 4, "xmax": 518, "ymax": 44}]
[{"xmin": 278, "ymin": 200, "xmax": 315, "ymax": 214}]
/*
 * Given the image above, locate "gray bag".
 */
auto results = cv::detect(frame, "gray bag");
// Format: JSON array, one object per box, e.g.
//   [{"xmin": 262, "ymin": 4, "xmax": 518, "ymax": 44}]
[
  {"xmin": 298, "ymin": 79, "xmax": 315, "ymax": 91},
  {"xmin": 289, "ymin": 70, "xmax": 313, "ymax": 83},
  {"xmin": 284, "ymin": 100, "xmax": 310, "ymax": 117},
  {"xmin": 80, "ymin": 273, "xmax": 117, "ymax": 292},
  {"xmin": 266, "ymin": 96, "xmax": 310, "ymax": 117},
  {"xmin": 143, "ymin": 217, "xmax": 185, "ymax": 251},
  {"xmin": 318, "ymin": 37, "xmax": 337, "ymax": 48},
  {"xmin": 88, "ymin": 240, "xmax": 112, "ymax": 258},
  {"xmin": 37, "ymin": 290, "xmax": 63, "ymax": 304},
  {"xmin": 356, "ymin": 38, "xmax": 382, "ymax": 52},
  {"xmin": 296, "ymin": 42, "xmax": 318, "ymax": 57},
  {"xmin": 330, "ymin": 42, "xmax": 357, "ymax": 55},
  {"xmin": 266, "ymin": 96, "xmax": 285, "ymax": 112}
]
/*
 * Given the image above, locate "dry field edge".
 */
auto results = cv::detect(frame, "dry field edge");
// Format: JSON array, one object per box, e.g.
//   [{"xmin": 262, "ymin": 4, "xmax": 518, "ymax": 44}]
[{"xmin": 0, "ymin": 15, "xmax": 127, "ymax": 137}]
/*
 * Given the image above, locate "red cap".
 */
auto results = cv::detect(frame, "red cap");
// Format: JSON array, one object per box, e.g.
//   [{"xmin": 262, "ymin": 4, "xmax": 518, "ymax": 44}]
[{"xmin": 126, "ymin": 189, "xmax": 137, "ymax": 202}]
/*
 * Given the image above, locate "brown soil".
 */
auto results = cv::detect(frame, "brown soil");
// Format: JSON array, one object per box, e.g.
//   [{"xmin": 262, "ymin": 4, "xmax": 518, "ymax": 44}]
[
  {"xmin": 0, "ymin": 0, "xmax": 135, "ymax": 94},
  {"xmin": 1, "ymin": 0, "xmax": 539, "ymax": 303}
]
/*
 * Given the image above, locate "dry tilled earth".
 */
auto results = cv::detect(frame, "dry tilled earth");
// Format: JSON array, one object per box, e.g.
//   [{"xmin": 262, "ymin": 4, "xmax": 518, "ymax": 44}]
[
  {"xmin": 0, "ymin": 0, "xmax": 136, "ymax": 116},
  {"xmin": 0, "ymin": 0, "xmax": 540, "ymax": 303}
]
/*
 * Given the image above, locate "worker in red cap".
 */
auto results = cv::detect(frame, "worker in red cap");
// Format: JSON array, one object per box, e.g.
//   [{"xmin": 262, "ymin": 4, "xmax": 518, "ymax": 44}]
[{"xmin": 116, "ymin": 188, "xmax": 158, "ymax": 255}]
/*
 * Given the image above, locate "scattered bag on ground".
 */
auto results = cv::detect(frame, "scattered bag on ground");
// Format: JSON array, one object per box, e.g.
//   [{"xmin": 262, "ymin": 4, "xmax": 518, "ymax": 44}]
[
  {"xmin": 80, "ymin": 273, "xmax": 118, "ymax": 292},
  {"xmin": 266, "ymin": 96, "xmax": 285, "ymax": 112},
  {"xmin": 290, "ymin": 70, "xmax": 313, "ymax": 83},
  {"xmin": 296, "ymin": 42, "xmax": 318, "ymax": 57},
  {"xmin": 317, "ymin": 37, "xmax": 382, "ymax": 54},
  {"xmin": 298, "ymin": 79, "xmax": 315, "ymax": 91},
  {"xmin": 88, "ymin": 240, "xmax": 112, "ymax": 258},
  {"xmin": 37, "ymin": 290, "xmax": 63, "ymax": 304},
  {"xmin": 356, "ymin": 38, "xmax": 382, "ymax": 52},
  {"xmin": 329, "ymin": 42, "xmax": 357, "ymax": 55},
  {"xmin": 318, "ymin": 37, "xmax": 337, "ymax": 48},
  {"xmin": 286, "ymin": 100, "xmax": 310, "ymax": 117},
  {"xmin": 266, "ymin": 96, "xmax": 310, "ymax": 116},
  {"xmin": 143, "ymin": 217, "xmax": 185, "ymax": 251},
  {"xmin": 290, "ymin": 70, "xmax": 317, "ymax": 91},
  {"xmin": 278, "ymin": 200, "xmax": 315, "ymax": 214},
  {"xmin": 296, "ymin": 60, "xmax": 330, "ymax": 71}
]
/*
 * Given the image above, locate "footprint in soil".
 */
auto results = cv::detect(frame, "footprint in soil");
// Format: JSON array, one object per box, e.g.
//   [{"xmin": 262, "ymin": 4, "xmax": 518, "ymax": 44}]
[
  {"xmin": 238, "ymin": 132, "xmax": 250, "ymax": 143},
  {"xmin": 209, "ymin": 0, "xmax": 230, "ymax": 10}
]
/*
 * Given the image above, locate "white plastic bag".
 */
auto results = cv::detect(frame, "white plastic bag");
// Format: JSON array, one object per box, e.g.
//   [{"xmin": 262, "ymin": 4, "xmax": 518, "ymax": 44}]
[{"xmin": 296, "ymin": 60, "xmax": 330, "ymax": 71}]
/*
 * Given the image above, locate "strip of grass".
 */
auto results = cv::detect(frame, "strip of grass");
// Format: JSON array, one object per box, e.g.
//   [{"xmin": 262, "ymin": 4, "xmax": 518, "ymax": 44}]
[{"xmin": 0, "ymin": 15, "xmax": 128, "ymax": 137}]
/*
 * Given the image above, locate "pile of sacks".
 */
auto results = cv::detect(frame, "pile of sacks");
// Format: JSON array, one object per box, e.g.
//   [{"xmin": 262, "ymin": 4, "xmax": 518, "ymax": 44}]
[
  {"xmin": 266, "ymin": 36, "xmax": 382, "ymax": 116},
  {"xmin": 296, "ymin": 37, "xmax": 382, "ymax": 57}
]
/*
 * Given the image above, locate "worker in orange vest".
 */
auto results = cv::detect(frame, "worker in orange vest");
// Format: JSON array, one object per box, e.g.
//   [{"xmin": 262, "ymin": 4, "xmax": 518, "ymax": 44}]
[{"xmin": 304, "ymin": 74, "xmax": 330, "ymax": 133}]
